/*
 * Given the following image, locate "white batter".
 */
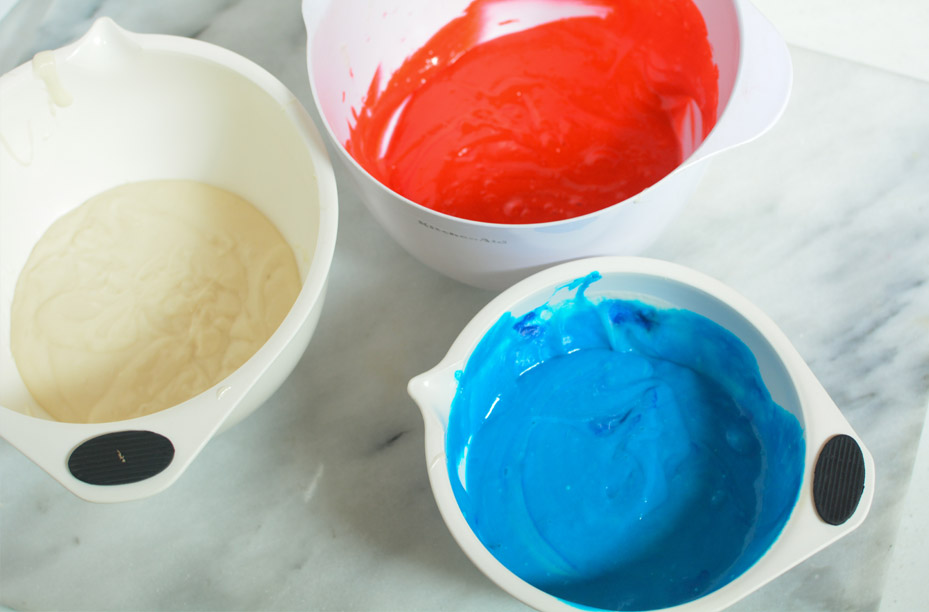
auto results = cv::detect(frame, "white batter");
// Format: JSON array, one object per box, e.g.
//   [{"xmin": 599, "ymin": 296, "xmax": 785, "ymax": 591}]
[{"xmin": 10, "ymin": 180, "xmax": 301, "ymax": 423}]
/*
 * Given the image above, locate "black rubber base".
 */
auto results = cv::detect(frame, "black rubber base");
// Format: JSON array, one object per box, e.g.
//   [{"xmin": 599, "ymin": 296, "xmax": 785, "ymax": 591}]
[
  {"xmin": 813, "ymin": 434, "xmax": 866, "ymax": 526},
  {"xmin": 68, "ymin": 431, "xmax": 175, "ymax": 486}
]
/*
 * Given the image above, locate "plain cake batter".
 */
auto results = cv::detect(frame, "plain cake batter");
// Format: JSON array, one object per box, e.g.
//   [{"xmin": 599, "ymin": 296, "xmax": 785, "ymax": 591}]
[{"xmin": 10, "ymin": 180, "xmax": 301, "ymax": 424}]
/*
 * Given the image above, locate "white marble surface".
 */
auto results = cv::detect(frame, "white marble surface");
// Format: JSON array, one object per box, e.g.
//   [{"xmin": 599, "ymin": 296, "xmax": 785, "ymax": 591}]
[
  {"xmin": 751, "ymin": 0, "xmax": 929, "ymax": 82},
  {"xmin": 1, "ymin": 1, "xmax": 928, "ymax": 610}
]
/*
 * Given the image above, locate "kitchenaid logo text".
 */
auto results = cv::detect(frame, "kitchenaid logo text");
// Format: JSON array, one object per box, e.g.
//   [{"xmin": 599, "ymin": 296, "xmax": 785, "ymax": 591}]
[{"xmin": 417, "ymin": 220, "xmax": 507, "ymax": 244}]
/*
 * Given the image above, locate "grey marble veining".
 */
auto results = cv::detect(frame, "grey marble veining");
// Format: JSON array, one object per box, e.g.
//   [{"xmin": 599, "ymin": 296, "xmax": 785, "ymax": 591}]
[{"xmin": 1, "ymin": 1, "xmax": 927, "ymax": 611}]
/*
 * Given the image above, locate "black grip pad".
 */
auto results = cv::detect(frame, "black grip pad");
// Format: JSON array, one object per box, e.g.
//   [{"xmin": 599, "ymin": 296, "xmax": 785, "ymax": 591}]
[
  {"xmin": 813, "ymin": 434, "xmax": 866, "ymax": 526},
  {"xmin": 68, "ymin": 431, "xmax": 175, "ymax": 485}
]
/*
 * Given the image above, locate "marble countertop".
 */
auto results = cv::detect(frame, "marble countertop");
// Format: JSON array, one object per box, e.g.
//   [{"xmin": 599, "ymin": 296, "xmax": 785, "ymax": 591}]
[{"xmin": 1, "ymin": 1, "xmax": 927, "ymax": 610}]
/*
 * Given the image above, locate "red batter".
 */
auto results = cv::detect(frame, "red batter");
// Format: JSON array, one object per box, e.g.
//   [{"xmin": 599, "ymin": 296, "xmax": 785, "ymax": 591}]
[{"xmin": 347, "ymin": 0, "xmax": 718, "ymax": 224}]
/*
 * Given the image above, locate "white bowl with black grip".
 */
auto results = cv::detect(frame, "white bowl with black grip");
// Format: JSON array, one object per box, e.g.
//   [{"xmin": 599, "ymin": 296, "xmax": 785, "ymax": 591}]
[
  {"xmin": 409, "ymin": 257, "xmax": 875, "ymax": 612},
  {"xmin": 0, "ymin": 18, "xmax": 338, "ymax": 502}
]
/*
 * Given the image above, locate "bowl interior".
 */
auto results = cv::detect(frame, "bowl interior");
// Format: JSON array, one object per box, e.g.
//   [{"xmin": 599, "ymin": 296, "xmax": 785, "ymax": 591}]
[
  {"xmin": 439, "ymin": 268, "xmax": 806, "ymax": 610},
  {"xmin": 0, "ymin": 25, "xmax": 324, "ymax": 419}
]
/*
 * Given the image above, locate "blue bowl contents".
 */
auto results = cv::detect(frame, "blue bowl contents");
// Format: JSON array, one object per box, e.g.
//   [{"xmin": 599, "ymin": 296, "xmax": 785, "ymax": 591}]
[{"xmin": 447, "ymin": 272, "xmax": 805, "ymax": 611}]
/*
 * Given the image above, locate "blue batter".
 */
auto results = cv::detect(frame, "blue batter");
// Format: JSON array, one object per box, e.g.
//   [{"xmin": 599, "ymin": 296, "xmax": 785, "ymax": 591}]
[{"xmin": 447, "ymin": 273, "xmax": 804, "ymax": 610}]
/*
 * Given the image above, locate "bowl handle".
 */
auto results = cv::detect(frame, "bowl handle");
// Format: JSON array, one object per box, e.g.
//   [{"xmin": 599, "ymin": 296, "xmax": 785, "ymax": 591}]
[
  {"xmin": 0, "ymin": 386, "xmax": 248, "ymax": 502},
  {"xmin": 812, "ymin": 434, "xmax": 868, "ymax": 526},
  {"xmin": 682, "ymin": 0, "xmax": 792, "ymax": 168},
  {"xmin": 66, "ymin": 430, "xmax": 176, "ymax": 486}
]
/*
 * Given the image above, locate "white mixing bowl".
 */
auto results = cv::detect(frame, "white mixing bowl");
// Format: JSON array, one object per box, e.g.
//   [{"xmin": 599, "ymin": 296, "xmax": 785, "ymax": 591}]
[
  {"xmin": 0, "ymin": 18, "xmax": 338, "ymax": 502},
  {"xmin": 409, "ymin": 257, "xmax": 874, "ymax": 611},
  {"xmin": 304, "ymin": 0, "xmax": 792, "ymax": 290}
]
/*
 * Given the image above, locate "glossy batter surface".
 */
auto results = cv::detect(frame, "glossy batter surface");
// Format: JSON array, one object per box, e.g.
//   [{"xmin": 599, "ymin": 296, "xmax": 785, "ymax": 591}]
[
  {"xmin": 447, "ymin": 273, "xmax": 804, "ymax": 610},
  {"xmin": 11, "ymin": 180, "xmax": 301, "ymax": 424},
  {"xmin": 347, "ymin": 0, "xmax": 718, "ymax": 224}
]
